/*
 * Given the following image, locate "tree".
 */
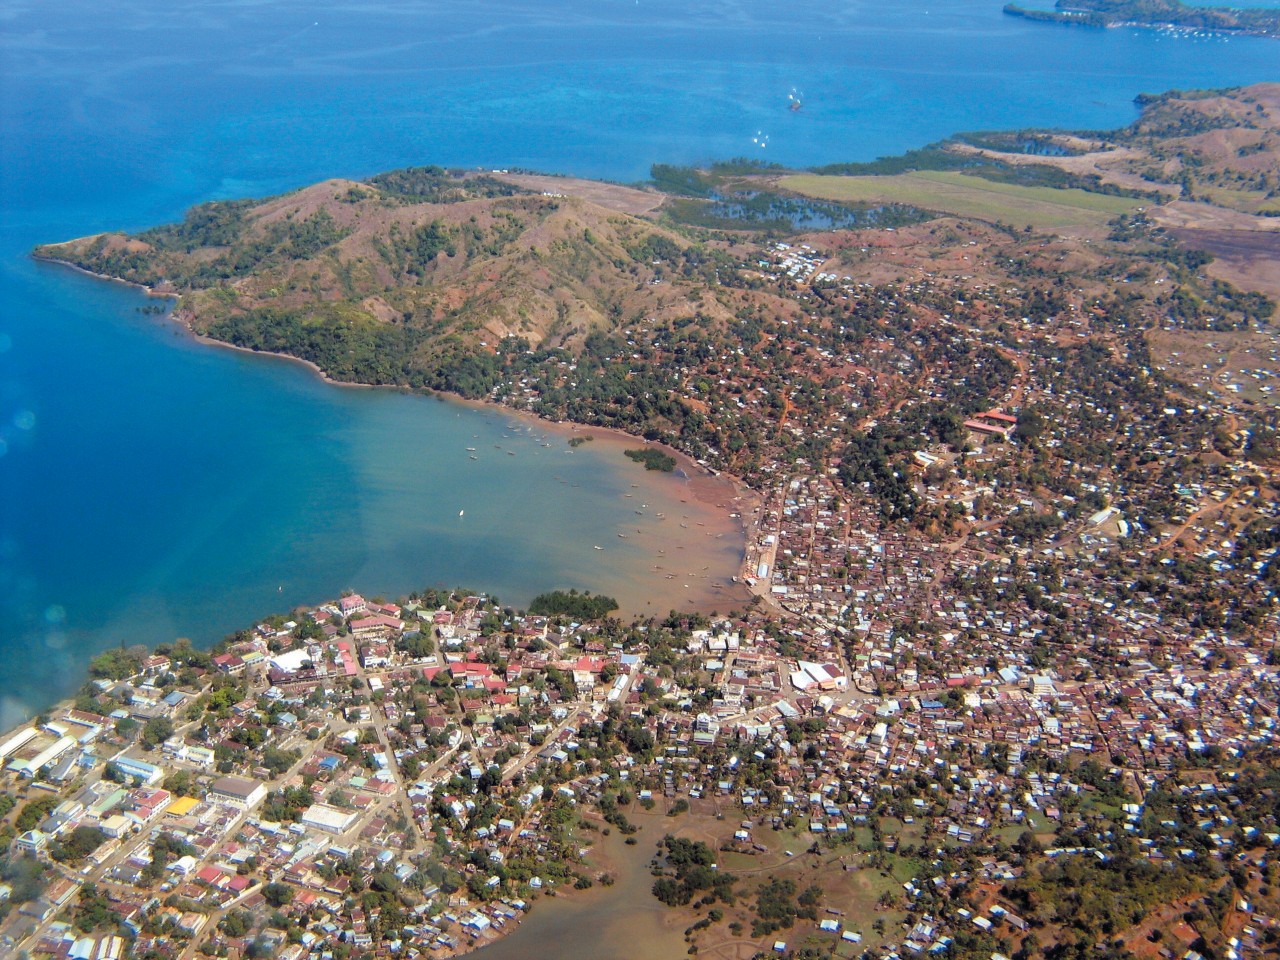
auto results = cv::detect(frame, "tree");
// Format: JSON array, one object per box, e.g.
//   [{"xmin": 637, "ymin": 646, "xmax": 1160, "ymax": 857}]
[
  {"xmin": 15, "ymin": 795, "xmax": 58, "ymax": 832},
  {"xmin": 142, "ymin": 716, "xmax": 174, "ymax": 747},
  {"xmin": 263, "ymin": 882, "xmax": 295, "ymax": 908},
  {"xmin": 51, "ymin": 826, "xmax": 107, "ymax": 864},
  {"xmin": 163, "ymin": 770, "xmax": 193, "ymax": 796}
]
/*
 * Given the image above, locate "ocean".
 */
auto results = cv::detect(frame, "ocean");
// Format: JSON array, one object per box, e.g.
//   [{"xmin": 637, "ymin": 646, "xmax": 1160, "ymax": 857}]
[{"xmin": 1, "ymin": 0, "xmax": 1277, "ymax": 721}]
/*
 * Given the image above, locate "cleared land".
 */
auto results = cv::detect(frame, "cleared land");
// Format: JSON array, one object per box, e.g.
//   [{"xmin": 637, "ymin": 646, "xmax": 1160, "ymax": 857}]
[
  {"xmin": 494, "ymin": 172, "xmax": 666, "ymax": 216},
  {"xmin": 779, "ymin": 171, "xmax": 1143, "ymax": 233}
]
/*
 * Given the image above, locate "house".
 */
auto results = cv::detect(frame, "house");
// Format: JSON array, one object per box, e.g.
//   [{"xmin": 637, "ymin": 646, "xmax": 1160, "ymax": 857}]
[
  {"xmin": 339, "ymin": 594, "xmax": 368, "ymax": 617},
  {"xmin": 212, "ymin": 654, "xmax": 246, "ymax": 675}
]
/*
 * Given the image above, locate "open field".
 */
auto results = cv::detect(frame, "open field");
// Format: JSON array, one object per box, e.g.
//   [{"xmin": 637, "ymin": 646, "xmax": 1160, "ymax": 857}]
[
  {"xmin": 1167, "ymin": 225, "xmax": 1280, "ymax": 301},
  {"xmin": 778, "ymin": 171, "xmax": 1144, "ymax": 233},
  {"xmin": 615, "ymin": 800, "xmax": 917, "ymax": 959},
  {"xmin": 1148, "ymin": 326, "xmax": 1280, "ymax": 408}
]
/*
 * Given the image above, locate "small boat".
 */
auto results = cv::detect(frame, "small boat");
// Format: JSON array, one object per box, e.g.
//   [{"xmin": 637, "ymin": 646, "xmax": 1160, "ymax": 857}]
[
  {"xmin": 466, "ymin": 447, "xmax": 477, "ymax": 451},
  {"xmin": 459, "ymin": 510, "xmax": 465, "ymax": 517},
  {"xmin": 593, "ymin": 545, "xmax": 603, "ymax": 551}
]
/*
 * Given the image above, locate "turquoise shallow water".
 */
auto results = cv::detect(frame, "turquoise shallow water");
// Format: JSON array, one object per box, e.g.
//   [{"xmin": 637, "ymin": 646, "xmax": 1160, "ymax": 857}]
[{"xmin": 1, "ymin": 0, "xmax": 1278, "ymax": 720}]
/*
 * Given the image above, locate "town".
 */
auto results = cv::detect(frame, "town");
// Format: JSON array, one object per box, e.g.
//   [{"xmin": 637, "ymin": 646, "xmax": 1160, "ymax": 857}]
[
  {"xmin": 1, "ymin": 539, "xmax": 1277, "ymax": 960},
  {"xmin": 16, "ymin": 86, "xmax": 1280, "ymax": 960}
]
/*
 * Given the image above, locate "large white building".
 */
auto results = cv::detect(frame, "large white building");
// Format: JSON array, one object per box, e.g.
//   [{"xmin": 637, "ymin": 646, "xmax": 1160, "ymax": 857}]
[
  {"xmin": 300, "ymin": 803, "xmax": 359, "ymax": 835},
  {"xmin": 8, "ymin": 735, "xmax": 78, "ymax": 778},
  {"xmin": 207, "ymin": 776, "xmax": 266, "ymax": 811}
]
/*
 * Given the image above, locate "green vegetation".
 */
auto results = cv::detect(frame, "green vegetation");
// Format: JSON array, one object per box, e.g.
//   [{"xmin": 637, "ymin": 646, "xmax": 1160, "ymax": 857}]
[
  {"xmin": 15, "ymin": 795, "xmax": 59, "ymax": 832},
  {"xmin": 88, "ymin": 646, "xmax": 146, "ymax": 680},
  {"xmin": 143, "ymin": 832, "xmax": 197, "ymax": 884},
  {"xmin": 68, "ymin": 883, "xmax": 129, "ymax": 935},
  {"xmin": 139, "ymin": 198, "xmax": 257, "ymax": 252},
  {"xmin": 624, "ymin": 447, "xmax": 677, "ymax": 472},
  {"xmin": 205, "ymin": 306, "xmax": 427, "ymax": 386},
  {"xmin": 263, "ymin": 881, "xmax": 296, "ymax": 907},
  {"xmin": 781, "ymin": 171, "xmax": 1143, "ymax": 231},
  {"xmin": 809, "ymin": 143, "xmax": 1159, "ymax": 199},
  {"xmin": 664, "ymin": 193, "xmax": 934, "ymax": 233},
  {"xmin": 0, "ymin": 855, "xmax": 47, "ymax": 906},
  {"xmin": 142, "ymin": 715, "xmax": 174, "ymax": 747},
  {"xmin": 1003, "ymin": 848, "xmax": 1201, "ymax": 942},
  {"xmin": 527, "ymin": 589, "xmax": 619, "ymax": 620},
  {"xmin": 366, "ymin": 166, "xmax": 525, "ymax": 203},
  {"xmin": 652, "ymin": 836, "xmax": 737, "ymax": 907},
  {"xmin": 49, "ymin": 826, "xmax": 107, "ymax": 864},
  {"xmin": 649, "ymin": 164, "xmax": 721, "ymax": 198},
  {"xmin": 751, "ymin": 877, "xmax": 822, "ymax": 937},
  {"xmin": 138, "ymin": 208, "xmax": 350, "ymax": 286}
]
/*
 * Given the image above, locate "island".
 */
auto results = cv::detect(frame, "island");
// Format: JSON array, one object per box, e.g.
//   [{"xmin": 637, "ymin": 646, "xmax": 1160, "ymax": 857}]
[
  {"xmin": 1004, "ymin": 0, "xmax": 1280, "ymax": 38},
  {"xmin": 11, "ymin": 84, "xmax": 1280, "ymax": 960}
]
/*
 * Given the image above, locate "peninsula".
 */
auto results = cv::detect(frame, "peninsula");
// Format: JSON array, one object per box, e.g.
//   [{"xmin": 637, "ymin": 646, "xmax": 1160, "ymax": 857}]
[
  {"xmin": 12, "ymin": 84, "xmax": 1280, "ymax": 960},
  {"xmin": 1004, "ymin": 0, "xmax": 1280, "ymax": 38}
]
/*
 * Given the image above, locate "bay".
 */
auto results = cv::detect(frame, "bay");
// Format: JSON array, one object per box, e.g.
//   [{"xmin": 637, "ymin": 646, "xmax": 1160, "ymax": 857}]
[{"xmin": 2, "ymin": 0, "xmax": 1278, "ymax": 720}]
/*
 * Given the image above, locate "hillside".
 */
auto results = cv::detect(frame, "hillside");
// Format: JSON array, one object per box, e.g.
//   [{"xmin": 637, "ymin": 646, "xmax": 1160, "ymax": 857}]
[
  {"xmin": 36, "ymin": 168, "xmax": 749, "ymax": 392},
  {"xmin": 23, "ymin": 85, "xmax": 1280, "ymax": 960},
  {"xmin": 33, "ymin": 88, "xmax": 1280, "ymax": 492}
]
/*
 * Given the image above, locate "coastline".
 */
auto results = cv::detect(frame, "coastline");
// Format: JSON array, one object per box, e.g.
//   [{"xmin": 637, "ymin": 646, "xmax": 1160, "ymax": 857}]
[
  {"xmin": 185, "ymin": 335, "xmax": 764, "ymax": 617},
  {"xmin": 33, "ymin": 253, "xmax": 181, "ymax": 303},
  {"xmin": 32, "ymin": 252, "xmax": 763, "ymax": 616}
]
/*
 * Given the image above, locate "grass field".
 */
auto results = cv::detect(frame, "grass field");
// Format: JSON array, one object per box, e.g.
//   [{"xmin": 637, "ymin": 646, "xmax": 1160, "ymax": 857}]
[{"xmin": 779, "ymin": 171, "xmax": 1144, "ymax": 232}]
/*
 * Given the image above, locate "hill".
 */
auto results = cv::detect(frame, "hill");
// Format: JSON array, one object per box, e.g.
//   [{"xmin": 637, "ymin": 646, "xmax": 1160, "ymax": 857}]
[
  {"xmin": 32, "ymin": 87, "xmax": 1280, "ymax": 491},
  {"xmin": 36, "ymin": 168, "xmax": 745, "ymax": 393}
]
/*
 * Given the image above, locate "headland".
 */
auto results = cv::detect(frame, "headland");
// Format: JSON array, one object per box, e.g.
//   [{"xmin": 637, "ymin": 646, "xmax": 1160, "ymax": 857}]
[{"xmin": 9, "ymin": 84, "xmax": 1280, "ymax": 960}]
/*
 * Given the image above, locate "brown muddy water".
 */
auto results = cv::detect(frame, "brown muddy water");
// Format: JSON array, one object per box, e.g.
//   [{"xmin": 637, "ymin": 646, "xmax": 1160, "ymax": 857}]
[{"xmin": 471, "ymin": 824, "xmax": 686, "ymax": 960}]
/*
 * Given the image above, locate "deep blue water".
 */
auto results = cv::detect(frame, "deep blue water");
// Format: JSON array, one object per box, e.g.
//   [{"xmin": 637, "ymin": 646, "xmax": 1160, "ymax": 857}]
[{"xmin": 1, "ymin": 0, "xmax": 1277, "ymax": 721}]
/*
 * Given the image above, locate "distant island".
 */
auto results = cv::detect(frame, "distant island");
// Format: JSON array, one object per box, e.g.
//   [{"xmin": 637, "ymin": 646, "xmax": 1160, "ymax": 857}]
[{"xmin": 1004, "ymin": 0, "xmax": 1280, "ymax": 37}]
